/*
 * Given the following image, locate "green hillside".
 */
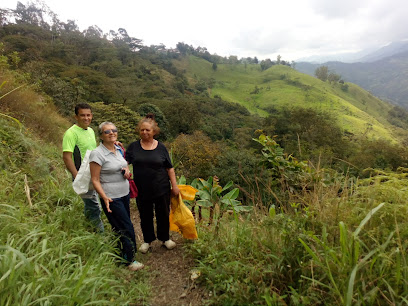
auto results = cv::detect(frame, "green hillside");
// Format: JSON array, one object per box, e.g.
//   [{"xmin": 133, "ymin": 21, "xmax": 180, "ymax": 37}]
[
  {"xmin": 176, "ymin": 56, "xmax": 403, "ymax": 142},
  {"xmin": 296, "ymin": 51, "xmax": 408, "ymax": 108},
  {"xmin": 1, "ymin": 1, "xmax": 408, "ymax": 176}
]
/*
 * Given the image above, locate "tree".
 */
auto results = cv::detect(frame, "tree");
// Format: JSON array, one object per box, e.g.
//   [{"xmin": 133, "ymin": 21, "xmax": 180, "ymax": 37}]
[
  {"xmin": 90, "ymin": 102, "xmax": 141, "ymax": 146},
  {"xmin": 277, "ymin": 54, "xmax": 281, "ymax": 65},
  {"xmin": 328, "ymin": 72, "xmax": 341, "ymax": 84},
  {"xmin": 110, "ymin": 28, "xmax": 143, "ymax": 52},
  {"xmin": 195, "ymin": 46, "xmax": 207, "ymax": 54},
  {"xmin": 171, "ymin": 131, "xmax": 220, "ymax": 180},
  {"xmin": 137, "ymin": 103, "xmax": 170, "ymax": 140},
  {"xmin": 263, "ymin": 107, "xmax": 349, "ymax": 164},
  {"xmin": 84, "ymin": 25, "xmax": 103, "ymax": 38},
  {"xmin": 176, "ymin": 42, "xmax": 193, "ymax": 55},
  {"xmin": 0, "ymin": 8, "xmax": 10, "ymax": 26},
  {"xmin": 112, "ymin": 77, "xmax": 142, "ymax": 105},
  {"xmin": 14, "ymin": 2, "xmax": 48, "ymax": 28},
  {"xmin": 250, "ymin": 85, "xmax": 260, "ymax": 94},
  {"xmin": 260, "ymin": 58, "xmax": 273, "ymax": 71},
  {"xmin": 212, "ymin": 62, "xmax": 217, "ymax": 71},
  {"xmin": 161, "ymin": 99, "xmax": 201, "ymax": 136},
  {"xmin": 315, "ymin": 66, "xmax": 328, "ymax": 81},
  {"xmin": 228, "ymin": 55, "xmax": 239, "ymax": 65}
]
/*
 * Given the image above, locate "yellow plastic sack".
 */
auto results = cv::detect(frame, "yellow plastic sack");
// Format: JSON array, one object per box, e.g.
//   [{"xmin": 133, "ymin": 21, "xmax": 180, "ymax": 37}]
[{"xmin": 169, "ymin": 185, "xmax": 198, "ymax": 239}]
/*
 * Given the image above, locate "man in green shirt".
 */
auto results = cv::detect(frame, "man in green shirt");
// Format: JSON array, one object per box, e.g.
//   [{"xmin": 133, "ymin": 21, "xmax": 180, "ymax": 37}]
[{"xmin": 62, "ymin": 103, "xmax": 104, "ymax": 232}]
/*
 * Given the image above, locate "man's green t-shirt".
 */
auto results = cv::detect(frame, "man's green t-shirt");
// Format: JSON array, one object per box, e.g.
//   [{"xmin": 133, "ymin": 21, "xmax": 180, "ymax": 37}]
[{"xmin": 62, "ymin": 125, "xmax": 97, "ymax": 170}]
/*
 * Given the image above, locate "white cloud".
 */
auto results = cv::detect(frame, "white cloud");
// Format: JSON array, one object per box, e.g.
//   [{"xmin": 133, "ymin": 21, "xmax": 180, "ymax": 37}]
[
  {"xmin": 309, "ymin": 0, "xmax": 371, "ymax": 18},
  {"xmin": 1, "ymin": 0, "xmax": 408, "ymax": 61}
]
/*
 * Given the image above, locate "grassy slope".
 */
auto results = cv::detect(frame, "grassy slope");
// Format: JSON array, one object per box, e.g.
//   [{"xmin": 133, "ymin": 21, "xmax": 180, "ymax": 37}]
[
  {"xmin": 296, "ymin": 52, "xmax": 408, "ymax": 107},
  {"xmin": 175, "ymin": 56, "xmax": 405, "ymax": 142},
  {"xmin": 0, "ymin": 70, "xmax": 150, "ymax": 304}
]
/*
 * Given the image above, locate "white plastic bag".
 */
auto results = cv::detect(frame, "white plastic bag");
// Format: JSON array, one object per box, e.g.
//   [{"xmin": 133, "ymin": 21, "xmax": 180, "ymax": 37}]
[{"xmin": 72, "ymin": 150, "xmax": 93, "ymax": 195}]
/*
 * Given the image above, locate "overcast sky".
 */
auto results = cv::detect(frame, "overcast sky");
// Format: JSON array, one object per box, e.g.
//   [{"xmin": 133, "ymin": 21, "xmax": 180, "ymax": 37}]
[{"xmin": 2, "ymin": 0, "xmax": 408, "ymax": 61}]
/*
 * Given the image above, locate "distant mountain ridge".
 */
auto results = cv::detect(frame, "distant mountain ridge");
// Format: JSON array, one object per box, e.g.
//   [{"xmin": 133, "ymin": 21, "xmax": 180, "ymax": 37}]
[
  {"xmin": 357, "ymin": 41, "xmax": 408, "ymax": 63},
  {"xmin": 296, "ymin": 40, "xmax": 408, "ymax": 64},
  {"xmin": 296, "ymin": 49, "xmax": 373, "ymax": 64},
  {"xmin": 296, "ymin": 42, "xmax": 408, "ymax": 108}
]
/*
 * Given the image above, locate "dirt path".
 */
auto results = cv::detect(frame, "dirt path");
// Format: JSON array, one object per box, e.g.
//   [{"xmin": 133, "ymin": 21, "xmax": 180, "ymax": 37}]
[{"xmin": 130, "ymin": 203, "xmax": 208, "ymax": 306}]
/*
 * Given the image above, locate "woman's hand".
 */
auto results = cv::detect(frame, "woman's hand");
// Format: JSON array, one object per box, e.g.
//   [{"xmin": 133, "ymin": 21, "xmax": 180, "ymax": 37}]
[
  {"xmin": 114, "ymin": 140, "xmax": 124, "ymax": 148},
  {"xmin": 121, "ymin": 167, "xmax": 131, "ymax": 179},
  {"xmin": 103, "ymin": 197, "xmax": 113, "ymax": 213},
  {"xmin": 171, "ymin": 185, "xmax": 180, "ymax": 197},
  {"xmin": 167, "ymin": 168, "xmax": 180, "ymax": 197}
]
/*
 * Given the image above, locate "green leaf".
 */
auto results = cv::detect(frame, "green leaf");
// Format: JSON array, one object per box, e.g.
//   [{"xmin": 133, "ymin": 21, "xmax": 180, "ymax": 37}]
[
  {"xmin": 199, "ymin": 178, "xmax": 211, "ymax": 189},
  {"xmin": 221, "ymin": 181, "xmax": 233, "ymax": 192},
  {"xmin": 220, "ymin": 199, "xmax": 240, "ymax": 206},
  {"xmin": 222, "ymin": 188, "xmax": 239, "ymax": 200},
  {"xmin": 197, "ymin": 190, "xmax": 211, "ymax": 200},
  {"xmin": 346, "ymin": 265, "xmax": 358, "ymax": 306},
  {"xmin": 233, "ymin": 205, "xmax": 251, "ymax": 212},
  {"xmin": 196, "ymin": 200, "xmax": 213, "ymax": 208},
  {"xmin": 353, "ymin": 202, "xmax": 385, "ymax": 238},
  {"xmin": 177, "ymin": 175, "xmax": 186, "ymax": 185},
  {"xmin": 190, "ymin": 178, "xmax": 199, "ymax": 188},
  {"xmin": 0, "ymin": 84, "xmax": 25, "ymax": 100}
]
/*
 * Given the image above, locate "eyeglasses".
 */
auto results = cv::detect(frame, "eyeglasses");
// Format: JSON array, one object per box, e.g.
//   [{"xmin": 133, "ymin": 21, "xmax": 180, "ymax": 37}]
[{"xmin": 103, "ymin": 129, "xmax": 118, "ymax": 134}]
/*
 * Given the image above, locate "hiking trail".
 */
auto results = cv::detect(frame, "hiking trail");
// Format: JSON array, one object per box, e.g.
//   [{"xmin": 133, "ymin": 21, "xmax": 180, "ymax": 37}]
[{"xmin": 130, "ymin": 204, "xmax": 208, "ymax": 305}]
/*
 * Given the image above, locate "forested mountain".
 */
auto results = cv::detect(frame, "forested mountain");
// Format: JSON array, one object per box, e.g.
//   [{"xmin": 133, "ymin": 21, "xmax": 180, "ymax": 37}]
[
  {"xmin": 296, "ymin": 50, "xmax": 408, "ymax": 108},
  {"xmin": 2, "ymin": 1, "xmax": 408, "ymax": 180}
]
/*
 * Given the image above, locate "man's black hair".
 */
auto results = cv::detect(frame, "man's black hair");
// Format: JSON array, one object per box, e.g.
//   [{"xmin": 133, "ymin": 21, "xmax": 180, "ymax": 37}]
[{"xmin": 75, "ymin": 103, "xmax": 92, "ymax": 115}]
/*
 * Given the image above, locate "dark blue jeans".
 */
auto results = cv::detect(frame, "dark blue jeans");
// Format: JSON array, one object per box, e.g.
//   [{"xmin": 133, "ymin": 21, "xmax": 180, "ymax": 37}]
[
  {"xmin": 81, "ymin": 190, "xmax": 104, "ymax": 233},
  {"xmin": 101, "ymin": 193, "xmax": 136, "ymax": 264}
]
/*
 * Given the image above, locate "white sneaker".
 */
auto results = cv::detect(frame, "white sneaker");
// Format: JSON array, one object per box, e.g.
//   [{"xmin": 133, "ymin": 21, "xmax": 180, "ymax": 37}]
[
  {"xmin": 139, "ymin": 242, "xmax": 150, "ymax": 254},
  {"xmin": 128, "ymin": 260, "xmax": 144, "ymax": 271},
  {"xmin": 163, "ymin": 239, "xmax": 176, "ymax": 250}
]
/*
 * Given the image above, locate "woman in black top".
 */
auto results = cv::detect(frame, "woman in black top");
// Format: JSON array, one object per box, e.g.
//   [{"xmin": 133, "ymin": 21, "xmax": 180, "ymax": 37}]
[{"xmin": 126, "ymin": 114, "xmax": 180, "ymax": 253}]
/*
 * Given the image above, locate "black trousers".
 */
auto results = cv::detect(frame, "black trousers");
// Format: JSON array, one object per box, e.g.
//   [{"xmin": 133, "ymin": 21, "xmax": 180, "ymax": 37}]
[
  {"xmin": 136, "ymin": 192, "xmax": 170, "ymax": 243},
  {"xmin": 101, "ymin": 194, "xmax": 136, "ymax": 263}
]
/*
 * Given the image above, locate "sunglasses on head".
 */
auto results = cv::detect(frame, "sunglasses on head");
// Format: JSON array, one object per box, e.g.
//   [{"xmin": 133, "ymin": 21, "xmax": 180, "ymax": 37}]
[{"xmin": 103, "ymin": 129, "xmax": 118, "ymax": 134}]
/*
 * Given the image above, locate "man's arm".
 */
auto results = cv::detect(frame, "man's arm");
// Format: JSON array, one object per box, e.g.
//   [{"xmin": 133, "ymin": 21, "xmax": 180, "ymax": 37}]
[{"xmin": 63, "ymin": 151, "xmax": 78, "ymax": 178}]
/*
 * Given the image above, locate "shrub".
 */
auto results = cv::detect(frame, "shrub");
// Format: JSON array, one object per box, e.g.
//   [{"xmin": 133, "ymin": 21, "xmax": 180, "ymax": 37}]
[
  {"xmin": 89, "ymin": 102, "xmax": 141, "ymax": 146},
  {"xmin": 170, "ymin": 131, "xmax": 220, "ymax": 180},
  {"xmin": 137, "ymin": 102, "xmax": 170, "ymax": 140},
  {"xmin": 348, "ymin": 139, "xmax": 408, "ymax": 176},
  {"xmin": 262, "ymin": 107, "xmax": 349, "ymax": 165},
  {"xmin": 0, "ymin": 71, "xmax": 69, "ymax": 146}
]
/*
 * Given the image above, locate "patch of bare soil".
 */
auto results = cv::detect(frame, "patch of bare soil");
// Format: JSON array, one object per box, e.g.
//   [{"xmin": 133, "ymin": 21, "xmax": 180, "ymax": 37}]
[{"xmin": 130, "ymin": 203, "xmax": 209, "ymax": 306}]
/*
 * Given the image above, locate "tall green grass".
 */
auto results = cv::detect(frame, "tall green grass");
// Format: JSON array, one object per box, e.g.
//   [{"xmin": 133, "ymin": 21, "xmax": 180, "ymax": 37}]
[
  {"xmin": 0, "ymin": 112, "xmax": 150, "ymax": 304},
  {"xmin": 186, "ymin": 169, "xmax": 408, "ymax": 305}
]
